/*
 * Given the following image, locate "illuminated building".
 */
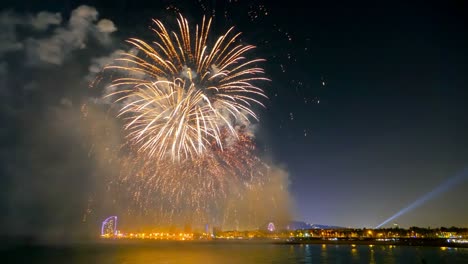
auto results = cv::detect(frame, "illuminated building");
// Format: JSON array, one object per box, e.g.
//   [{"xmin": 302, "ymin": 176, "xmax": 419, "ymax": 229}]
[{"xmin": 101, "ymin": 216, "xmax": 118, "ymax": 237}]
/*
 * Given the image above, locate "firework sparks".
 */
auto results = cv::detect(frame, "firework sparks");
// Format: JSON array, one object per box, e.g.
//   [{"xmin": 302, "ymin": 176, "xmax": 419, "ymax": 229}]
[
  {"xmin": 116, "ymin": 128, "xmax": 267, "ymax": 226},
  {"xmin": 106, "ymin": 14, "xmax": 268, "ymax": 161},
  {"xmin": 90, "ymin": 14, "xmax": 289, "ymax": 229}
]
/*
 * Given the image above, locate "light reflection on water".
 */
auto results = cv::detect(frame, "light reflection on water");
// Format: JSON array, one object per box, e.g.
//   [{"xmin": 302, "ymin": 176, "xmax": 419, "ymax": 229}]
[{"xmin": 3, "ymin": 241, "xmax": 468, "ymax": 264}]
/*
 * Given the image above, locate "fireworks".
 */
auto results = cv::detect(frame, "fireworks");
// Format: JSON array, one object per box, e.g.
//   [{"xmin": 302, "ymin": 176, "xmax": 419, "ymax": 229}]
[
  {"xmin": 106, "ymin": 14, "xmax": 268, "ymax": 161},
  {"xmin": 94, "ymin": 14, "xmax": 287, "ymax": 229},
  {"xmin": 116, "ymin": 128, "xmax": 268, "ymax": 226}
]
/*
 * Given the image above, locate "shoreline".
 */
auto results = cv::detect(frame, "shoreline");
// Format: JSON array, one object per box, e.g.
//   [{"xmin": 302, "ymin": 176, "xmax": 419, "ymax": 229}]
[
  {"xmin": 2, "ymin": 236, "xmax": 468, "ymax": 249},
  {"xmin": 278, "ymin": 238, "xmax": 468, "ymax": 248}
]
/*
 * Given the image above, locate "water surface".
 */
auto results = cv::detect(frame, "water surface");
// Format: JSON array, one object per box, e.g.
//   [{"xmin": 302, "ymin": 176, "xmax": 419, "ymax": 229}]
[{"xmin": 4, "ymin": 241, "xmax": 468, "ymax": 263}]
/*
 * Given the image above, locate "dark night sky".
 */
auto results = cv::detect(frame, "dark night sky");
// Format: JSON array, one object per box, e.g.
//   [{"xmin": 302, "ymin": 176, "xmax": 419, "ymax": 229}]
[{"xmin": 1, "ymin": 0, "xmax": 467, "ymax": 234}]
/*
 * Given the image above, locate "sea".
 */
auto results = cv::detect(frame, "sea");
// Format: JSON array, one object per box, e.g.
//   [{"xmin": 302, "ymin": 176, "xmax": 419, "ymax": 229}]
[{"xmin": 3, "ymin": 240, "xmax": 468, "ymax": 263}]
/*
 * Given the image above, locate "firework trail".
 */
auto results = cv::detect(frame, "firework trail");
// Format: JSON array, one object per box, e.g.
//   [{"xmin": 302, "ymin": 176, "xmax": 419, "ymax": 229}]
[{"xmin": 106, "ymin": 14, "xmax": 268, "ymax": 162}]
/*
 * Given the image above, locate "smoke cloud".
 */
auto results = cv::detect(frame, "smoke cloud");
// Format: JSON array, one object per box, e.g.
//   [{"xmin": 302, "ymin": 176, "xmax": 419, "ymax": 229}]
[
  {"xmin": 96, "ymin": 19, "xmax": 117, "ymax": 33},
  {"xmin": 24, "ymin": 5, "xmax": 117, "ymax": 65},
  {"xmin": 30, "ymin": 11, "xmax": 62, "ymax": 30},
  {"xmin": 0, "ymin": 5, "xmax": 118, "ymax": 242},
  {"xmin": 0, "ymin": 6, "xmax": 294, "ymax": 242}
]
